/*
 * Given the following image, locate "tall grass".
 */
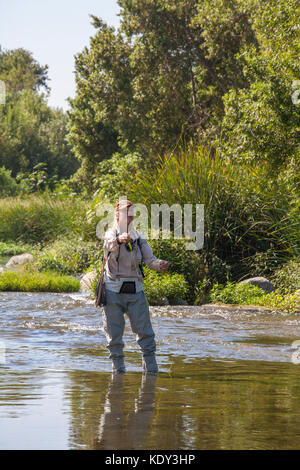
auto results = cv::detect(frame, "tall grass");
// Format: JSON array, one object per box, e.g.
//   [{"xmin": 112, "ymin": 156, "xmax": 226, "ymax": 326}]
[
  {"xmin": 128, "ymin": 138, "xmax": 299, "ymax": 283},
  {"xmin": 0, "ymin": 193, "xmax": 93, "ymax": 244}
]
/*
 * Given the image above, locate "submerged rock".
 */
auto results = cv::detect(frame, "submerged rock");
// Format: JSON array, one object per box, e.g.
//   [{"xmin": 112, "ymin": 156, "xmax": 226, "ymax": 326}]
[{"xmin": 239, "ymin": 277, "xmax": 275, "ymax": 294}]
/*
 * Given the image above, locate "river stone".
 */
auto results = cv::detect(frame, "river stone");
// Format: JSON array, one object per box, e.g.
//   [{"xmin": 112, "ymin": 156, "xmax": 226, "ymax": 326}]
[
  {"xmin": 168, "ymin": 298, "xmax": 189, "ymax": 306},
  {"xmin": 6, "ymin": 253, "xmax": 34, "ymax": 267},
  {"xmin": 150, "ymin": 296, "xmax": 169, "ymax": 306},
  {"xmin": 80, "ymin": 270, "xmax": 98, "ymax": 292},
  {"xmin": 239, "ymin": 277, "xmax": 275, "ymax": 294}
]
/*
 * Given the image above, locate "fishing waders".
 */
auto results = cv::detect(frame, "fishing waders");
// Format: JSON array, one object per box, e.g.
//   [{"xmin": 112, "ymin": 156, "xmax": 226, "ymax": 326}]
[{"xmin": 102, "ymin": 288, "xmax": 158, "ymax": 374}]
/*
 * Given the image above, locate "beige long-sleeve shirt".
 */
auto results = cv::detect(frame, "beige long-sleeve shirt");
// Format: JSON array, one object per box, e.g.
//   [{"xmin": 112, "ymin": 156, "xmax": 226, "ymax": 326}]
[{"xmin": 103, "ymin": 221, "xmax": 164, "ymax": 281}]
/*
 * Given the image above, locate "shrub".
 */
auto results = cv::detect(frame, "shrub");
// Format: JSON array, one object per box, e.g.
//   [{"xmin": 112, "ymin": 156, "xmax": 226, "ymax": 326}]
[
  {"xmin": 270, "ymin": 259, "xmax": 300, "ymax": 294},
  {"xmin": 209, "ymin": 281, "xmax": 299, "ymax": 313},
  {"xmin": 143, "ymin": 267, "xmax": 189, "ymax": 304},
  {"xmin": 0, "ymin": 241, "xmax": 34, "ymax": 256},
  {"xmin": 91, "ymin": 151, "xmax": 144, "ymax": 200},
  {"xmin": 34, "ymin": 237, "xmax": 102, "ymax": 274},
  {"xmin": 0, "ymin": 166, "xmax": 20, "ymax": 197},
  {"xmin": 209, "ymin": 281, "xmax": 265, "ymax": 304},
  {"xmin": 146, "ymin": 237, "xmax": 205, "ymax": 302}
]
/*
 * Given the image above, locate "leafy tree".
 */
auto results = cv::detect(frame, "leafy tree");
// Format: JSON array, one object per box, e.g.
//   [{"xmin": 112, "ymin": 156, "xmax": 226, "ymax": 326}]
[
  {"xmin": 91, "ymin": 151, "xmax": 143, "ymax": 200},
  {"xmin": 40, "ymin": 107, "xmax": 81, "ymax": 179},
  {"xmin": 119, "ymin": 0, "xmax": 257, "ymax": 144},
  {"xmin": 0, "ymin": 47, "xmax": 79, "ymax": 182},
  {"xmin": 15, "ymin": 162, "xmax": 59, "ymax": 193},
  {"xmin": 65, "ymin": 19, "xmax": 128, "ymax": 177},
  {"xmin": 66, "ymin": 0, "xmax": 257, "ymax": 183},
  {"xmin": 0, "ymin": 89, "xmax": 52, "ymax": 175},
  {"xmin": 218, "ymin": 0, "xmax": 300, "ymax": 171},
  {"xmin": 0, "ymin": 46, "xmax": 50, "ymax": 94}
]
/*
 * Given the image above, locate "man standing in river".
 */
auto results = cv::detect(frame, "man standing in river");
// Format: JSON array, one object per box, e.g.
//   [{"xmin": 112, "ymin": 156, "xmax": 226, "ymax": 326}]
[{"xmin": 102, "ymin": 199, "xmax": 169, "ymax": 374}]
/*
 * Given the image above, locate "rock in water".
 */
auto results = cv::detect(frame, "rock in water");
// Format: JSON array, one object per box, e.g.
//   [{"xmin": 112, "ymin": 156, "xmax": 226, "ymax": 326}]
[{"xmin": 239, "ymin": 277, "xmax": 275, "ymax": 293}]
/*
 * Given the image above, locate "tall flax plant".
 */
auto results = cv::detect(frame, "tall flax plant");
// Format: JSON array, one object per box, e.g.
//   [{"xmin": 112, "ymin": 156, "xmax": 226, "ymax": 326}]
[{"xmin": 129, "ymin": 138, "xmax": 298, "ymax": 281}]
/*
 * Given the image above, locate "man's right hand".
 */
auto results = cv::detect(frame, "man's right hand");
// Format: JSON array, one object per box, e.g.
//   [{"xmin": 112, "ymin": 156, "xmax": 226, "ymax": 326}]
[{"xmin": 117, "ymin": 232, "xmax": 131, "ymax": 244}]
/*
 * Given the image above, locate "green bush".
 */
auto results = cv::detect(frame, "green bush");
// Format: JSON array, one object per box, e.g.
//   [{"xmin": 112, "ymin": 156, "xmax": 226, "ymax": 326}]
[
  {"xmin": 34, "ymin": 237, "xmax": 102, "ymax": 274},
  {"xmin": 270, "ymin": 259, "xmax": 300, "ymax": 294},
  {"xmin": 143, "ymin": 267, "xmax": 189, "ymax": 304},
  {"xmin": 260, "ymin": 290, "xmax": 300, "ymax": 313},
  {"xmin": 91, "ymin": 151, "xmax": 144, "ymax": 200},
  {"xmin": 146, "ymin": 237, "xmax": 205, "ymax": 302},
  {"xmin": 209, "ymin": 281, "xmax": 265, "ymax": 304},
  {"xmin": 209, "ymin": 281, "xmax": 299, "ymax": 313},
  {"xmin": 0, "ymin": 269, "xmax": 80, "ymax": 292},
  {"xmin": 0, "ymin": 241, "xmax": 34, "ymax": 256},
  {"xmin": 0, "ymin": 166, "xmax": 20, "ymax": 197}
]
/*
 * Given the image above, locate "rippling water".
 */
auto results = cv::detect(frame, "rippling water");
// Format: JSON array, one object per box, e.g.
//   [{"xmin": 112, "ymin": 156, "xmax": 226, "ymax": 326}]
[{"xmin": 1, "ymin": 291, "xmax": 300, "ymax": 449}]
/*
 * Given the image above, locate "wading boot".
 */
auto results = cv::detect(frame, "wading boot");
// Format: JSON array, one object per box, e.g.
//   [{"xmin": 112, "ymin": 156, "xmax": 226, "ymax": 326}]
[
  {"xmin": 112, "ymin": 356, "xmax": 126, "ymax": 374},
  {"xmin": 142, "ymin": 354, "xmax": 158, "ymax": 375}
]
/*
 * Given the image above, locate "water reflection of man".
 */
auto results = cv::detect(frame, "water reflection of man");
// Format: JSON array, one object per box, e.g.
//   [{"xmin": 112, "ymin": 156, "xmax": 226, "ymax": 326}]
[{"xmin": 96, "ymin": 372, "xmax": 157, "ymax": 450}]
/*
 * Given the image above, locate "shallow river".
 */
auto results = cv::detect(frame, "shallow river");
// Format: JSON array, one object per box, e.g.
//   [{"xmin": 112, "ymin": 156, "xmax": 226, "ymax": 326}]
[{"xmin": 0, "ymin": 290, "xmax": 300, "ymax": 449}]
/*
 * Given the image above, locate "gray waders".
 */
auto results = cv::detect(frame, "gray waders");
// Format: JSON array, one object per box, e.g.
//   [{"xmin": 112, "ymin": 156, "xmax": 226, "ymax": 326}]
[{"xmin": 102, "ymin": 288, "xmax": 158, "ymax": 374}]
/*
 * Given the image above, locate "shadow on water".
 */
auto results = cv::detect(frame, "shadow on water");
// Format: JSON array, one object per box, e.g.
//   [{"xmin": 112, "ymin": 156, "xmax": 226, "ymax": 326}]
[{"xmin": 1, "ymin": 292, "xmax": 300, "ymax": 449}]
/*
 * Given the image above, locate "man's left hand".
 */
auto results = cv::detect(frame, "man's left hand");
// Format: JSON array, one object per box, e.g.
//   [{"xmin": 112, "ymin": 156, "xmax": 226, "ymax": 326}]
[{"xmin": 159, "ymin": 260, "xmax": 169, "ymax": 272}]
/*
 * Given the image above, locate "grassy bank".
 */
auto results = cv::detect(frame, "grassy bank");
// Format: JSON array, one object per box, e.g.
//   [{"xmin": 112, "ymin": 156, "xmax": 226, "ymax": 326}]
[
  {"xmin": 0, "ymin": 235, "xmax": 299, "ymax": 310},
  {"xmin": 0, "ymin": 269, "xmax": 80, "ymax": 293}
]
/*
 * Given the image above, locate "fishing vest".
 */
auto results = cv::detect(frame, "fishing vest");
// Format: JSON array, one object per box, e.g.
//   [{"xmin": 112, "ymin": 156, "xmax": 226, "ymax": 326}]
[{"xmin": 103, "ymin": 230, "xmax": 145, "ymax": 280}]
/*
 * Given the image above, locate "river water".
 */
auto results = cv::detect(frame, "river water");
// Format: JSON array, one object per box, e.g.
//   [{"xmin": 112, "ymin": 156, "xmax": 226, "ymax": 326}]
[{"xmin": 0, "ymin": 289, "xmax": 300, "ymax": 450}]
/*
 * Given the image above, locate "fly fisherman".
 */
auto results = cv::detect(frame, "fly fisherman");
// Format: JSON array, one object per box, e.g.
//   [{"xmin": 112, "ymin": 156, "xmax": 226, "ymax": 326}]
[{"xmin": 101, "ymin": 199, "xmax": 169, "ymax": 374}]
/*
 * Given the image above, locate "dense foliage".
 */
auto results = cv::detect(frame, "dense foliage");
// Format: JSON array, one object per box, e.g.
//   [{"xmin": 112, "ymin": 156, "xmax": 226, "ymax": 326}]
[{"xmin": 0, "ymin": 1, "xmax": 298, "ymax": 308}]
